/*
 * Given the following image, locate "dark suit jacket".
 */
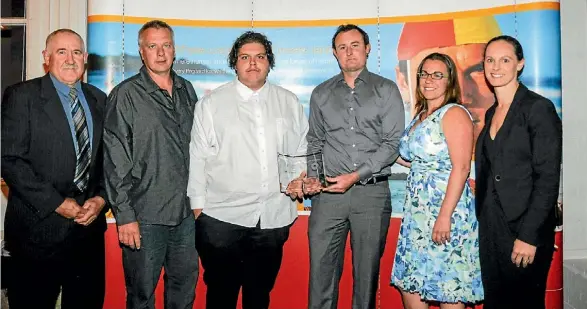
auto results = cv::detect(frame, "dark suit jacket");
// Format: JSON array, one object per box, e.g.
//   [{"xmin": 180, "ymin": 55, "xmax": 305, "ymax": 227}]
[
  {"xmin": 475, "ymin": 83, "xmax": 562, "ymax": 247},
  {"xmin": 1, "ymin": 74, "xmax": 107, "ymax": 260}
]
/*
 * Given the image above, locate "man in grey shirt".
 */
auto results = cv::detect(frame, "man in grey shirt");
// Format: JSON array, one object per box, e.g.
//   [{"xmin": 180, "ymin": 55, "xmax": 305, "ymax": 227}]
[
  {"xmin": 305, "ymin": 24, "xmax": 405, "ymax": 309},
  {"xmin": 103, "ymin": 20, "xmax": 198, "ymax": 309}
]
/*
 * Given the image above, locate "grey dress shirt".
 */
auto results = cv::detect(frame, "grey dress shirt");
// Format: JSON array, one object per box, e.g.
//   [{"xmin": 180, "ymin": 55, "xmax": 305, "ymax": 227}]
[
  {"xmin": 103, "ymin": 66, "xmax": 198, "ymax": 226},
  {"xmin": 307, "ymin": 68, "xmax": 404, "ymax": 181}
]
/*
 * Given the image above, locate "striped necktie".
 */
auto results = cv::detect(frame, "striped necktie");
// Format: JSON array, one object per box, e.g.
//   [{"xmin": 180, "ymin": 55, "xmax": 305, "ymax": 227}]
[{"xmin": 69, "ymin": 87, "xmax": 91, "ymax": 192}]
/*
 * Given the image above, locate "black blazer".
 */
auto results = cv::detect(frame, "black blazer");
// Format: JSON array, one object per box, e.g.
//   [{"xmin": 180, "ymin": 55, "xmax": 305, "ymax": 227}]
[
  {"xmin": 475, "ymin": 83, "xmax": 562, "ymax": 247},
  {"xmin": 1, "ymin": 74, "xmax": 107, "ymax": 260}
]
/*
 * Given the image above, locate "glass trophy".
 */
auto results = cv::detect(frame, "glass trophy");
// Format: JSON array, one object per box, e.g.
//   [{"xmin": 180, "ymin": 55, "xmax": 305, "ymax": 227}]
[
  {"xmin": 277, "ymin": 152, "xmax": 327, "ymax": 193},
  {"xmin": 305, "ymin": 152, "xmax": 327, "ymax": 187},
  {"xmin": 277, "ymin": 153, "xmax": 307, "ymax": 193}
]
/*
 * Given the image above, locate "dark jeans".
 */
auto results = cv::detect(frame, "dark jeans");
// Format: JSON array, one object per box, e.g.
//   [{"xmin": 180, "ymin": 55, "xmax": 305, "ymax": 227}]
[
  {"xmin": 7, "ymin": 233, "xmax": 105, "ymax": 309},
  {"xmin": 122, "ymin": 215, "xmax": 199, "ymax": 309},
  {"xmin": 195, "ymin": 213, "xmax": 291, "ymax": 309}
]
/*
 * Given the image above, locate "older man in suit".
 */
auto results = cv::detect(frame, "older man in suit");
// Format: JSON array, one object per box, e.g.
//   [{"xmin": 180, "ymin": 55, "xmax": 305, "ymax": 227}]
[{"xmin": 1, "ymin": 28, "xmax": 107, "ymax": 309}]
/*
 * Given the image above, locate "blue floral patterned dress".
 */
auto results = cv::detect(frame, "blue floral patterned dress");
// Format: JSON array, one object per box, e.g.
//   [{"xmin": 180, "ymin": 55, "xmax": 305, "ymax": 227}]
[{"xmin": 390, "ymin": 103, "xmax": 484, "ymax": 303}]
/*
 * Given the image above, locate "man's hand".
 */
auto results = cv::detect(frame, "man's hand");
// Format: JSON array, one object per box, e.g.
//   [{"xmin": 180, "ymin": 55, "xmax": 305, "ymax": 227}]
[
  {"xmin": 302, "ymin": 177, "xmax": 322, "ymax": 196},
  {"xmin": 512, "ymin": 239, "xmax": 537, "ymax": 268},
  {"xmin": 322, "ymin": 172, "xmax": 359, "ymax": 193},
  {"xmin": 55, "ymin": 198, "xmax": 86, "ymax": 219},
  {"xmin": 285, "ymin": 171, "xmax": 306, "ymax": 200},
  {"xmin": 118, "ymin": 222, "xmax": 141, "ymax": 250},
  {"xmin": 75, "ymin": 196, "xmax": 106, "ymax": 226},
  {"xmin": 193, "ymin": 209, "xmax": 203, "ymax": 219}
]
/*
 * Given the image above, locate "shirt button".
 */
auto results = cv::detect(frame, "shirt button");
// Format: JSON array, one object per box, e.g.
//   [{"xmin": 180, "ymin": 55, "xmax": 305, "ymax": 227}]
[
  {"xmin": 350, "ymin": 126, "xmax": 354, "ymax": 130},
  {"xmin": 350, "ymin": 107, "xmax": 354, "ymax": 111},
  {"xmin": 351, "ymin": 91, "xmax": 355, "ymax": 94},
  {"xmin": 352, "ymin": 144, "xmax": 356, "ymax": 147}
]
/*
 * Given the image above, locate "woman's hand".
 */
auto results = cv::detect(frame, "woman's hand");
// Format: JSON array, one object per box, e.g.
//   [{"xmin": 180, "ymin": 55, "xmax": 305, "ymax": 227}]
[
  {"xmin": 432, "ymin": 214, "xmax": 452, "ymax": 245},
  {"xmin": 511, "ymin": 239, "xmax": 537, "ymax": 268},
  {"xmin": 395, "ymin": 157, "xmax": 411, "ymax": 168}
]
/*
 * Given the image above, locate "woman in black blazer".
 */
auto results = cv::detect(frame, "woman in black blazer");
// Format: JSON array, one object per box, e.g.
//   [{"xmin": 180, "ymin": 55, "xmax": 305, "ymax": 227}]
[{"xmin": 475, "ymin": 35, "xmax": 562, "ymax": 309}]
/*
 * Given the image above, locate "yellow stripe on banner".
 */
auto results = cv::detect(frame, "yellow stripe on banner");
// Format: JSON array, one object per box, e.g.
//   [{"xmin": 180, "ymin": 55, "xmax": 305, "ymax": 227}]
[
  {"xmin": 379, "ymin": 1, "xmax": 559, "ymax": 24},
  {"xmin": 88, "ymin": 1, "xmax": 559, "ymax": 27},
  {"xmin": 453, "ymin": 16, "xmax": 503, "ymax": 45}
]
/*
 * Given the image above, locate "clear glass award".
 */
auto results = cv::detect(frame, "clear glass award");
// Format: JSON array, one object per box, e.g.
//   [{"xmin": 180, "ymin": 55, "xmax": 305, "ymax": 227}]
[
  {"xmin": 277, "ymin": 153, "xmax": 307, "ymax": 193},
  {"xmin": 305, "ymin": 152, "xmax": 327, "ymax": 188},
  {"xmin": 277, "ymin": 152, "xmax": 328, "ymax": 193}
]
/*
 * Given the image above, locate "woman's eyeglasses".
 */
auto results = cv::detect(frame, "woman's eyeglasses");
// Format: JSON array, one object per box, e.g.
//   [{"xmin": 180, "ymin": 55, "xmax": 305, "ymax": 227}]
[{"xmin": 417, "ymin": 71, "xmax": 446, "ymax": 80}]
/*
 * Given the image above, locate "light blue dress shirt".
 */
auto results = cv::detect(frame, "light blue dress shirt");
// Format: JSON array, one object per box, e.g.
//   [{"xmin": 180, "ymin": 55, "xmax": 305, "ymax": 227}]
[{"xmin": 50, "ymin": 74, "xmax": 94, "ymax": 152}]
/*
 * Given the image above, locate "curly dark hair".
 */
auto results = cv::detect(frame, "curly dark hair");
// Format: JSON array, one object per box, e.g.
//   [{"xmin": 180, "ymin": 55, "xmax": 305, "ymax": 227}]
[{"xmin": 228, "ymin": 31, "xmax": 275, "ymax": 71}]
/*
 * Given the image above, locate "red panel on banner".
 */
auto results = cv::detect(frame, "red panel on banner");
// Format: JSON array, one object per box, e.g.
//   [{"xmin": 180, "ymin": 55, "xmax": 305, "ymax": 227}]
[
  {"xmin": 103, "ymin": 217, "xmax": 560, "ymax": 309},
  {"xmin": 104, "ymin": 217, "xmax": 402, "ymax": 309},
  {"xmin": 545, "ymin": 230, "xmax": 563, "ymax": 309}
]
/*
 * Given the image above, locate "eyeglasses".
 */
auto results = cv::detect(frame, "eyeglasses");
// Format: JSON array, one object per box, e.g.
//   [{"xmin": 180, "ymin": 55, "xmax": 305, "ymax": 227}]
[{"xmin": 417, "ymin": 71, "xmax": 446, "ymax": 80}]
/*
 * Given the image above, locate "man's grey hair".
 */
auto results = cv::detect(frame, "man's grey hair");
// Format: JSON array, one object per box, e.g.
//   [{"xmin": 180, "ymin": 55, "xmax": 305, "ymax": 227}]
[
  {"xmin": 138, "ymin": 20, "xmax": 175, "ymax": 46},
  {"xmin": 45, "ymin": 29, "xmax": 85, "ymax": 51}
]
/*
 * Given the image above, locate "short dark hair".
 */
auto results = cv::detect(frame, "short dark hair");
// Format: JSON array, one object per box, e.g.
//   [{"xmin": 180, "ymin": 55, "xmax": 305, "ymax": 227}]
[
  {"xmin": 228, "ymin": 31, "xmax": 275, "ymax": 71},
  {"xmin": 331, "ymin": 24, "xmax": 370, "ymax": 49},
  {"xmin": 484, "ymin": 35, "xmax": 525, "ymax": 77},
  {"xmin": 138, "ymin": 20, "xmax": 174, "ymax": 46},
  {"xmin": 45, "ymin": 29, "xmax": 85, "ymax": 51},
  {"xmin": 414, "ymin": 52, "xmax": 463, "ymax": 117}
]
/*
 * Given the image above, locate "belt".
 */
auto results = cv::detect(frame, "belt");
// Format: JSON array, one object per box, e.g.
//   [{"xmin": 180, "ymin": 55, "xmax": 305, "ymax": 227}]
[{"xmin": 359, "ymin": 175, "xmax": 389, "ymax": 185}]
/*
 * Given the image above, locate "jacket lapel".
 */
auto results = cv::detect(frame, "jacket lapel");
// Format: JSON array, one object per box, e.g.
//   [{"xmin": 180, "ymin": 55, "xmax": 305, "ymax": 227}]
[
  {"xmin": 81, "ymin": 83, "xmax": 103, "ymax": 163},
  {"xmin": 40, "ymin": 74, "xmax": 76, "ymax": 161},
  {"xmin": 494, "ymin": 84, "xmax": 528, "ymax": 153},
  {"xmin": 476, "ymin": 104, "xmax": 495, "ymax": 161}
]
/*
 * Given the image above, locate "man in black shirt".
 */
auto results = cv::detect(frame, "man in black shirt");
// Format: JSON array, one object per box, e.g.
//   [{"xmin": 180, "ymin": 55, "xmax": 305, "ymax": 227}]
[{"xmin": 103, "ymin": 20, "xmax": 198, "ymax": 309}]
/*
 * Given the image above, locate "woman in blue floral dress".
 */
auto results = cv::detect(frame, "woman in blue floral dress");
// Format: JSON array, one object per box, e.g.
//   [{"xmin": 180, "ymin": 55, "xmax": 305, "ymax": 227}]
[{"xmin": 390, "ymin": 53, "xmax": 484, "ymax": 308}]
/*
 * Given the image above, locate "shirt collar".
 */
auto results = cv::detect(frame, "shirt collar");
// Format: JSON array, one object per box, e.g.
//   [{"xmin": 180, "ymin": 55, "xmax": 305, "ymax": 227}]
[
  {"xmin": 139, "ymin": 65, "xmax": 183, "ymax": 94},
  {"xmin": 235, "ymin": 78, "xmax": 266, "ymax": 101},
  {"xmin": 49, "ymin": 73, "xmax": 82, "ymax": 96},
  {"xmin": 336, "ymin": 67, "xmax": 370, "ymax": 86}
]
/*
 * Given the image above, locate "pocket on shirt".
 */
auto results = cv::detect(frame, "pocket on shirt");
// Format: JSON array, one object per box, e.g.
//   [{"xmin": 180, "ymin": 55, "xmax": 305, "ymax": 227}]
[{"xmin": 275, "ymin": 117, "xmax": 296, "ymax": 154}]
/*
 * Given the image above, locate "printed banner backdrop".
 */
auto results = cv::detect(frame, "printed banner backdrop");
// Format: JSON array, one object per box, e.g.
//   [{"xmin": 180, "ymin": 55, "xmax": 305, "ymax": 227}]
[{"xmin": 87, "ymin": 0, "xmax": 562, "ymax": 220}]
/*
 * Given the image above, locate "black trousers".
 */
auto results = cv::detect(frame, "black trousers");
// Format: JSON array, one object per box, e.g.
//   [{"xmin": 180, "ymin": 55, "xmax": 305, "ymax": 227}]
[
  {"xmin": 478, "ymin": 197, "xmax": 554, "ymax": 309},
  {"xmin": 7, "ymin": 233, "xmax": 105, "ymax": 309},
  {"xmin": 195, "ymin": 213, "xmax": 291, "ymax": 309}
]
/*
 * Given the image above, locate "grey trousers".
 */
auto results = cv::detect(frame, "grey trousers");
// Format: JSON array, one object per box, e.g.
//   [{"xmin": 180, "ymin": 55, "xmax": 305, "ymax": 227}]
[{"xmin": 308, "ymin": 182, "xmax": 391, "ymax": 309}]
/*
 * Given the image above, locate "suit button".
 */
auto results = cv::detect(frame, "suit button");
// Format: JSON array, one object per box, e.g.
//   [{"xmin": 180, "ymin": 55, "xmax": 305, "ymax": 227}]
[{"xmin": 495, "ymin": 175, "xmax": 501, "ymax": 182}]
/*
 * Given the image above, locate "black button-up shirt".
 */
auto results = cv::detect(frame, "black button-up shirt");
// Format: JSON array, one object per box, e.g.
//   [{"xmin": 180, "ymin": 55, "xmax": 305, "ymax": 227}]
[
  {"xmin": 103, "ymin": 66, "xmax": 198, "ymax": 226},
  {"xmin": 307, "ymin": 68, "xmax": 404, "ymax": 181}
]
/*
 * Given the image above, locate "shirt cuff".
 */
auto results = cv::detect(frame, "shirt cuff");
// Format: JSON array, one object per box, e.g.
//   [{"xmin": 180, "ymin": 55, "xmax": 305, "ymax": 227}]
[
  {"xmin": 356, "ymin": 163, "xmax": 373, "ymax": 181},
  {"xmin": 114, "ymin": 209, "xmax": 137, "ymax": 226},
  {"xmin": 189, "ymin": 196, "xmax": 206, "ymax": 210}
]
